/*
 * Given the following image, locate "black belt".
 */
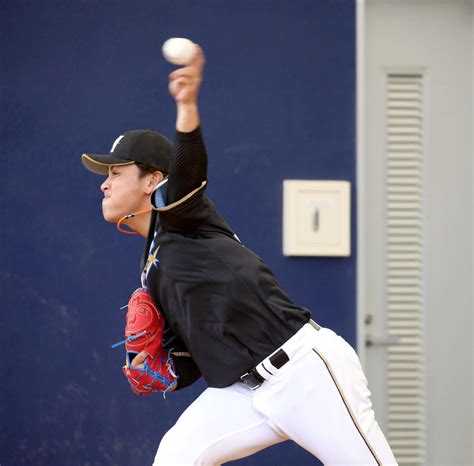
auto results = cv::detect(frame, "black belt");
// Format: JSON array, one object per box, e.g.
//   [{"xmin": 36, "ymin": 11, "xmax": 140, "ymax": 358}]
[
  {"xmin": 240, "ymin": 320, "xmax": 321, "ymax": 390},
  {"xmin": 240, "ymin": 367, "xmax": 266, "ymax": 390}
]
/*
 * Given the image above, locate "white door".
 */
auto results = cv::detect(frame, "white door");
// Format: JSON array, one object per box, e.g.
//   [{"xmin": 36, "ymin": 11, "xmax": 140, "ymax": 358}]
[{"xmin": 360, "ymin": 1, "xmax": 473, "ymax": 465}]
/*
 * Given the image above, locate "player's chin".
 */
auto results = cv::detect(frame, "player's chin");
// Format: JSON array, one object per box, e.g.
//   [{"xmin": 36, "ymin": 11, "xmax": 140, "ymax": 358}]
[{"xmin": 101, "ymin": 203, "xmax": 123, "ymax": 223}]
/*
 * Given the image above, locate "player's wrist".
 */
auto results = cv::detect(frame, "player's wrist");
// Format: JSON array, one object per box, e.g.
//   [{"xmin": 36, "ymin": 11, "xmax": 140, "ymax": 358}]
[
  {"xmin": 177, "ymin": 101, "xmax": 198, "ymax": 112},
  {"xmin": 176, "ymin": 103, "xmax": 200, "ymax": 133}
]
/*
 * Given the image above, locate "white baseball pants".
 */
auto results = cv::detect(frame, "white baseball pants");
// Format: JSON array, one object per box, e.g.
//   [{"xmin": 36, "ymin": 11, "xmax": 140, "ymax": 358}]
[{"xmin": 153, "ymin": 324, "xmax": 398, "ymax": 465}]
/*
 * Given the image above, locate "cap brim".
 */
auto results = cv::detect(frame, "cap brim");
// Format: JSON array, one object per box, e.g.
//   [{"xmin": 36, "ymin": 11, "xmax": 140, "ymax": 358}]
[{"xmin": 82, "ymin": 153, "xmax": 135, "ymax": 175}]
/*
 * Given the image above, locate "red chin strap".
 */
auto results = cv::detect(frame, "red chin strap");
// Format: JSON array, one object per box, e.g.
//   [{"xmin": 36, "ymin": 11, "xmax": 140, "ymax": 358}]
[{"xmin": 116, "ymin": 208, "xmax": 152, "ymax": 235}]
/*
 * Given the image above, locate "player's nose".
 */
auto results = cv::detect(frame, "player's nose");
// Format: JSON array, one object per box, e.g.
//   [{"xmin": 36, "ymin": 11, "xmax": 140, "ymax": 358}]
[{"xmin": 100, "ymin": 178, "xmax": 110, "ymax": 193}]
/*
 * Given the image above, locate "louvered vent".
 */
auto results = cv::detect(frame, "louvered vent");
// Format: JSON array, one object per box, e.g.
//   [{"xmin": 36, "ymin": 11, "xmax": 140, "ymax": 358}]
[{"xmin": 385, "ymin": 74, "xmax": 426, "ymax": 465}]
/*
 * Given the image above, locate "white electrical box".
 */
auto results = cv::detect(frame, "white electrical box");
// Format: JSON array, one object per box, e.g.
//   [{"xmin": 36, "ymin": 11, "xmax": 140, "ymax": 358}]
[{"xmin": 283, "ymin": 180, "xmax": 351, "ymax": 257}]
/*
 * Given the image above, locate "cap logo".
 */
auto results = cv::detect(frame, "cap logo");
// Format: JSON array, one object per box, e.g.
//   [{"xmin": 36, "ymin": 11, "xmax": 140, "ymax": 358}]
[{"xmin": 110, "ymin": 135, "xmax": 124, "ymax": 153}]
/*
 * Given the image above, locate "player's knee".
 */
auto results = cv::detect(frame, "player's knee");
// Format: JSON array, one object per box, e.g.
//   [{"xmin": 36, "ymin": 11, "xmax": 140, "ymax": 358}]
[
  {"xmin": 153, "ymin": 427, "xmax": 180, "ymax": 465},
  {"xmin": 153, "ymin": 424, "xmax": 221, "ymax": 466},
  {"xmin": 153, "ymin": 425, "xmax": 202, "ymax": 465}
]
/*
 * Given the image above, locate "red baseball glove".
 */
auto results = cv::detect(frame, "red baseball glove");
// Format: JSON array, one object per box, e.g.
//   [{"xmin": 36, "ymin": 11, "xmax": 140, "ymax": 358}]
[{"xmin": 112, "ymin": 288, "xmax": 178, "ymax": 396}]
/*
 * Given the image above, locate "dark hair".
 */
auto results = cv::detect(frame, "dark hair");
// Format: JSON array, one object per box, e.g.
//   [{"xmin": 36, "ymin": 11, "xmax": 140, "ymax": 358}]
[{"xmin": 135, "ymin": 161, "xmax": 168, "ymax": 179}]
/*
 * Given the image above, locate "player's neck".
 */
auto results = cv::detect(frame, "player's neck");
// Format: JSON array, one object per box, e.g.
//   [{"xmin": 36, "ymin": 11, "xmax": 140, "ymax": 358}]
[{"xmin": 123, "ymin": 210, "xmax": 152, "ymax": 238}]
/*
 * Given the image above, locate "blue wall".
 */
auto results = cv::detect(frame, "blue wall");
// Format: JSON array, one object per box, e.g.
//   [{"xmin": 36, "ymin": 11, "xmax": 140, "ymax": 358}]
[{"xmin": 1, "ymin": 1, "xmax": 356, "ymax": 464}]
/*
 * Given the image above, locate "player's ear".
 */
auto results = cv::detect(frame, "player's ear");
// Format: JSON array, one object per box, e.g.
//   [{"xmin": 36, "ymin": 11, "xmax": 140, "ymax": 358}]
[{"xmin": 144, "ymin": 171, "xmax": 165, "ymax": 195}]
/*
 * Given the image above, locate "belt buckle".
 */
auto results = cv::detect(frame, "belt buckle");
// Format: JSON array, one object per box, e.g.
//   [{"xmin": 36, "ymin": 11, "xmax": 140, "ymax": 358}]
[
  {"xmin": 240, "ymin": 370, "xmax": 262, "ymax": 390},
  {"xmin": 309, "ymin": 319, "xmax": 321, "ymax": 331}
]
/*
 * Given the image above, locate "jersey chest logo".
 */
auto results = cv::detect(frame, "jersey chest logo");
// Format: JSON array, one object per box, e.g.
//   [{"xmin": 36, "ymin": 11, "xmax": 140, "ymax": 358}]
[{"xmin": 143, "ymin": 244, "xmax": 161, "ymax": 279}]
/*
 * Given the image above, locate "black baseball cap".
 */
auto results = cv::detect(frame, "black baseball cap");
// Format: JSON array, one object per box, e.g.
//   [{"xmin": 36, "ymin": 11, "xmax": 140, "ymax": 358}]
[{"xmin": 82, "ymin": 129, "xmax": 173, "ymax": 175}]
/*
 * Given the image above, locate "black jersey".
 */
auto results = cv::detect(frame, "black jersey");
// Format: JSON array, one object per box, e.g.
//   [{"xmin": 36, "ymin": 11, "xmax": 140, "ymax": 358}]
[{"xmin": 141, "ymin": 128, "xmax": 311, "ymax": 389}]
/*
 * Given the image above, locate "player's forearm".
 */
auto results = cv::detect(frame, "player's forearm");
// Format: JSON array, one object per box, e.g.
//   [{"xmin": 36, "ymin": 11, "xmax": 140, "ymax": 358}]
[
  {"xmin": 169, "ymin": 45, "xmax": 204, "ymax": 132},
  {"xmin": 176, "ymin": 102, "xmax": 200, "ymax": 133}
]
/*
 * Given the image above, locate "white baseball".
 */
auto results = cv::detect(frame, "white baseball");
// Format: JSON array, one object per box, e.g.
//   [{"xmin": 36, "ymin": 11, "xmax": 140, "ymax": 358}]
[{"xmin": 162, "ymin": 38, "xmax": 196, "ymax": 65}]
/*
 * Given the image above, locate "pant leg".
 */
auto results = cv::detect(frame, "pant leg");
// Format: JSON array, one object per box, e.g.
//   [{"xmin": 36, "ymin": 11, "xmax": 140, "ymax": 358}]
[
  {"xmin": 153, "ymin": 382, "xmax": 287, "ymax": 466},
  {"xmin": 252, "ymin": 327, "xmax": 398, "ymax": 465}
]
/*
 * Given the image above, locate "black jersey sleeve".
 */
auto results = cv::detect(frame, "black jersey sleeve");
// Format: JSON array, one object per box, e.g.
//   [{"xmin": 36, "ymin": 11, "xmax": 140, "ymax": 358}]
[
  {"xmin": 152, "ymin": 125, "xmax": 211, "ymax": 232},
  {"xmin": 166, "ymin": 126, "xmax": 208, "ymax": 204},
  {"xmin": 161, "ymin": 323, "xmax": 201, "ymax": 390}
]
